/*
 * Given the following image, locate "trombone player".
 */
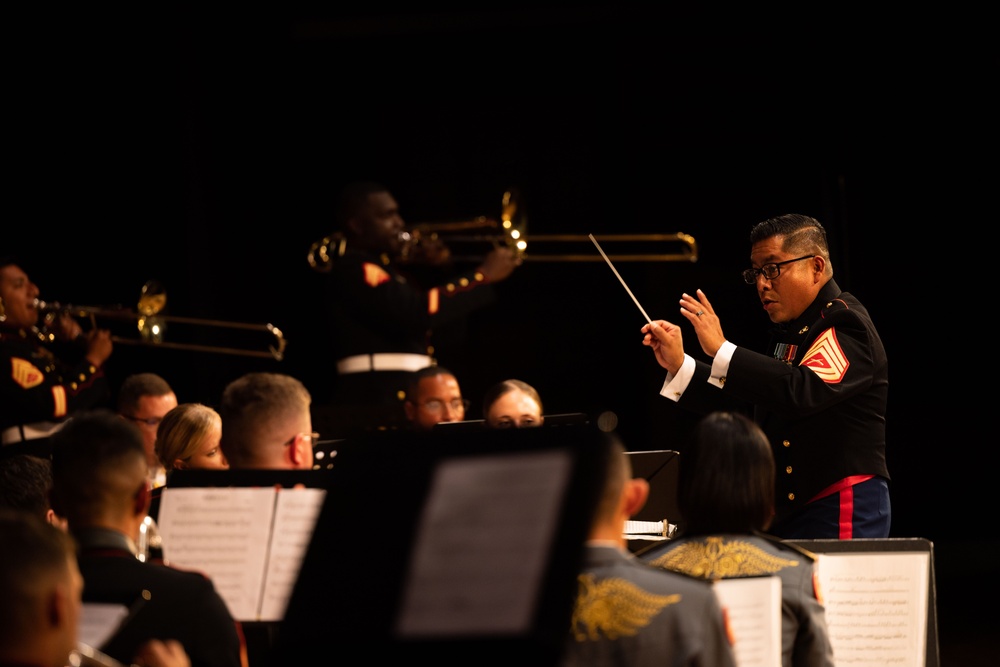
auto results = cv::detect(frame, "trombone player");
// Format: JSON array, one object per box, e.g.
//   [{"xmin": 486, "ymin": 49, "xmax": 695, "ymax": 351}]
[
  {"xmin": 0, "ymin": 256, "xmax": 113, "ymax": 457},
  {"xmin": 309, "ymin": 181, "xmax": 522, "ymax": 438}
]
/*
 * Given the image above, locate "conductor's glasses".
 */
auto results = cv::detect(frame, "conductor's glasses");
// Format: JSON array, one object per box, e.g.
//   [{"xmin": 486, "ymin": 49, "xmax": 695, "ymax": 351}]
[
  {"xmin": 742, "ymin": 255, "xmax": 815, "ymax": 284},
  {"xmin": 419, "ymin": 399, "xmax": 469, "ymax": 413},
  {"xmin": 284, "ymin": 432, "xmax": 321, "ymax": 448}
]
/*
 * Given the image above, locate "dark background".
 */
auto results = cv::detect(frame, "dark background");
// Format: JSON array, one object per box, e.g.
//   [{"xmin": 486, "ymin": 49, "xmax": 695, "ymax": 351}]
[{"xmin": 8, "ymin": 9, "xmax": 993, "ymax": 663}]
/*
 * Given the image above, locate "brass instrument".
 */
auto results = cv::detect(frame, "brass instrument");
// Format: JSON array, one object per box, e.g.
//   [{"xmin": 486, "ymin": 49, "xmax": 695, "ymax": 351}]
[
  {"xmin": 33, "ymin": 280, "xmax": 287, "ymax": 361},
  {"xmin": 306, "ymin": 188, "xmax": 697, "ymax": 270}
]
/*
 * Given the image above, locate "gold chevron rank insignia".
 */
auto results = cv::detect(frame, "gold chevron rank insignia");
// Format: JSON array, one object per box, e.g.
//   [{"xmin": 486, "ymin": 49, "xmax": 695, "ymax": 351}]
[
  {"xmin": 570, "ymin": 573, "xmax": 681, "ymax": 641},
  {"xmin": 11, "ymin": 358, "xmax": 44, "ymax": 389},
  {"xmin": 799, "ymin": 328, "xmax": 849, "ymax": 383},
  {"xmin": 362, "ymin": 262, "xmax": 391, "ymax": 288}
]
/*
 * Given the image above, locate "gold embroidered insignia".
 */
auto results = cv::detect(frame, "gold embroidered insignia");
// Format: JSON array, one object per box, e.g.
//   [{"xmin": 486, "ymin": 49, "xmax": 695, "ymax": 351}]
[
  {"xmin": 52, "ymin": 386, "xmax": 67, "ymax": 417},
  {"xmin": 570, "ymin": 573, "xmax": 681, "ymax": 641},
  {"xmin": 427, "ymin": 287, "xmax": 439, "ymax": 314},
  {"xmin": 649, "ymin": 536, "xmax": 799, "ymax": 579},
  {"xmin": 362, "ymin": 262, "xmax": 390, "ymax": 288},
  {"xmin": 11, "ymin": 358, "xmax": 44, "ymax": 389},
  {"xmin": 799, "ymin": 328, "xmax": 849, "ymax": 383}
]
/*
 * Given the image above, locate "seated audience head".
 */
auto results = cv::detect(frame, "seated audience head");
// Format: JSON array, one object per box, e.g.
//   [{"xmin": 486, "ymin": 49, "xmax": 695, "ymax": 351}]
[
  {"xmin": 0, "ymin": 453, "xmax": 65, "ymax": 528},
  {"xmin": 482, "ymin": 378, "xmax": 544, "ymax": 429},
  {"xmin": 154, "ymin": 403, "xmax": 227, "ymax": 472},
  {"xmin": 403, "ymin": 366, "xmax": 468, "ymax": 430},
  {"xmin": 219, "ymin": 372, "xmax": 315, "ymax": 470},
  {"xmin": 48, "ymin": 409, "xmax": 150, "ymax": 541},
  {"xmin": 116, "ymin": 373, "xmax": 178, "ymax": 478},
  {"xmin": 0, "ymin": 508, "xmax": 82, "ymax": 667},
  {"xmin": 679, "ymin": 410, "xmax": 775, "ymax": 535}
]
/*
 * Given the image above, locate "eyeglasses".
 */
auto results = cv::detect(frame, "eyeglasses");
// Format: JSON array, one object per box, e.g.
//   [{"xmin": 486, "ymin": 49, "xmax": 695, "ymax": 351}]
[
  {"xmin": 742, "ymin": 255, "xmax": 815, "ymax": 284},
  {"xmin": 123, "ymin": 414, "xmax": 164, "ymax": 428},
  {"xmin": 418, "ymin": 399, "xmax": 469, "ymax": 413},
  {"xmin": 283, "ymin": 432, "xmax": 321, "ymax": 448}
]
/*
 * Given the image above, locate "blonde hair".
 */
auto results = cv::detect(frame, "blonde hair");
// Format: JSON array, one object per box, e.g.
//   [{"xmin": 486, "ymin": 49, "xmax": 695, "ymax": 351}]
[{"xmin": 155, "ymin": 403, "xmax": 222, "ymax": 472}]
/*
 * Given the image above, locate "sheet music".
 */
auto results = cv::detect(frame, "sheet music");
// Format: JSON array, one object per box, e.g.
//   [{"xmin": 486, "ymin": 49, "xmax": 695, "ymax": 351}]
[
  {"xmin": 713, "ymin": 577, "xmax": 782, "ymax": 667},
  {"xmin": 395, "ymin": 449, "xmax": 573, "ymax": 637},
  {"xmin": 79, "ymin": 602, "xmax": 130, "ymax": 649},
  {"xmin": 157, "ymin": 487, "xmax": 276, "ymax": 621},
  {"xmin": 258, "ymin": 487, "xmax": 326, "ymax": 621},
  {"xmin": 814, "ymin": 552, "xmax": 930, "ymax": 666}
]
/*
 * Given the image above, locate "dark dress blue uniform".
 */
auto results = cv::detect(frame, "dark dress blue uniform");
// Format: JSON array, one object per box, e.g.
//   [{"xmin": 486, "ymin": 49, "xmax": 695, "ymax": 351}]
[
  {"xmin": 315, "ymin": 245, "xmax": 498, "ymax": 437},
  {"xmin": 666, "ymin": 280, "xmax": 889, "ymax": 538},
  {"xmin": 0, "ymin": 329, "xmax": 109, "ymax": 458},
  {"xmin": 76, "ymin": 527, "xmax": 246, "ymax": 667}
]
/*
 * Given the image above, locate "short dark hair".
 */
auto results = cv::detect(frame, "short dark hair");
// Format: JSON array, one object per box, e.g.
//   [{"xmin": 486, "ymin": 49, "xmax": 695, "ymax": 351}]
[
  {"xmin": 116, "ymin": 373, "xmax": 174, "ymax": 414},
  {"xmin": 335, "ymin": 180, "xmax": 390, "ymax": 230},
  {"xmin": 749, "ymin": 213, "xmax": 829, "ymax": 258},
  {"xmin": 218, "ymin": 372, "xmax": 311, "ymax": 467},
  {"xmin": 0, "ymin": 454, "xmax": 53, "ymax": 520},
  {"xmin": 678, "ymin": 411, "xmax": 775, "ymax": 534},
  {"xmin": 0, "ymin": 508, "xmax": 78, "ymax": 646},
  {"xmin": 405, "ymin": 366, "xmax": 456, "ymax": 402},
  {"xmin": 49, "ymin": 408, "xmax": 147, "ymax": 522}
]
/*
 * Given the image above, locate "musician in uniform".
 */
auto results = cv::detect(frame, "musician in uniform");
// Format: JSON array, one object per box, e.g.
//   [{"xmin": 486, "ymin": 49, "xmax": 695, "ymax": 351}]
[
  {"xmin": 639, "ymin": 411, "xmax": 835, "ymax": 667},
  {"xmin": 562, "ymin": 431, "xmax": 736, "ymax": 667},
  {"xmin": 641, "ymin": 213, "xmax": 889, "ymax": 540},
  {"xmin": 309, "ymin": 181, "xmax": 521, "ymax": 438},
  {"xmin": 0, "ymin": 256, "xmax": 113, "ymax": 458}
]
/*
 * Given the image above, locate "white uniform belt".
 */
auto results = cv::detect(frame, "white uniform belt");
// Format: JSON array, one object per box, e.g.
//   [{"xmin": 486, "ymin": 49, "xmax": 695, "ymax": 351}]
[
  {"xmin": 336, "ymin": 353, "xmax": 435, "ymax": 374},
  {"xmin": 2, "ymin": 420, "xmax": 65, "ymax": 446}
]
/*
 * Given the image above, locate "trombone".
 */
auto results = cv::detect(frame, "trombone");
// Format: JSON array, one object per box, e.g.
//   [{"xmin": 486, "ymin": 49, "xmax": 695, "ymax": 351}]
[
  {"xmin": 306, "ymin": 188, "xmax": 698, "ymax": 270},
  {"xmin": 33, "ymin": 280, "xmax": 287, "ymax": 361}
]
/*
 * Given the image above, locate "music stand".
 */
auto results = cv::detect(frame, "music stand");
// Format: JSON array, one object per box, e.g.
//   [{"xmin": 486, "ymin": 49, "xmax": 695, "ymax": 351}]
[
  {"xmin": 626, "ymin": 450, "xmax": 682, "ymax": 526},
  {"xmin": 273, "ymin": 421, "xmax": 611, "ymax": 665}
]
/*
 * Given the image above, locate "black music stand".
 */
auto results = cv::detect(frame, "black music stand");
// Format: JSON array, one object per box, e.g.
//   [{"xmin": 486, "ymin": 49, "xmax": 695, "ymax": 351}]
[
  {"xmin": 626, "ymin": 449, "xmax": 682, "ymax": 526},
  {"xmin": 273, "ymin": 421, "xmax": 611, "ymax": 666}
]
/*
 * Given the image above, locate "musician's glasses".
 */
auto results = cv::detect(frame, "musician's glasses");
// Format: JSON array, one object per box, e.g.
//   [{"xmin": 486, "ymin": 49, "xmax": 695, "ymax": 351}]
[{"xmin": 742, "ymin": 255, "xmax": 815, "ymax": 284}]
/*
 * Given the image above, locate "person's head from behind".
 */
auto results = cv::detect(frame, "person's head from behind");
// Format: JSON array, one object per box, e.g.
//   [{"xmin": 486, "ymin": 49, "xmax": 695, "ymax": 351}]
[
  {"xmin": 155, "ymin": 403, "xmax": 227, "ymax": 473},
  {"xmin": 219, "ymin": 372, "xmax": 314, "ymax": 470},
  {"xmin": 403, "ymin": 366, "xmax": 467, "ymax": 430},
  {"xmin": 0, "ymin": 508, "xmax": 82, "ymax": 667},
  {"xmin": 0, "ymin": 453, "xmax": 65, "ymax": 529},
  {"xmin": 746, "ymin": 213, "xmax": 832, "ymax": 325},
  {"xmin": 589, "ymin": 433, "xmax": 649, "ymax": 544},
  {"xmin": 336, "ymin": 180, "xmax": 405, "ymax": 257},
  {"xmin": 483, "ymin": 379, "xmax": 544, "ymax": 429},
  {"xmin": 679, "ymin": 411, "xmax": 775, "ymax": 535},
  {"xmin": 116, "ymin": 372, "xmax": 179, "ymax": 469},
  {"xmin": 48, "ymin": 409, "xmax": 151, "ymax": 540}
]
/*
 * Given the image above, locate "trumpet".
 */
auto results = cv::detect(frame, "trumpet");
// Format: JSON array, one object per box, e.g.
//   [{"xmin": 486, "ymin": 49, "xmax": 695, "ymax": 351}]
[
  {"xmin": 33, "ymin": 280, "xmax": 287, "ymax": 361},
  {"xmin": 306, "ymin": 188, "xmax": 698, "ymax": 270}
]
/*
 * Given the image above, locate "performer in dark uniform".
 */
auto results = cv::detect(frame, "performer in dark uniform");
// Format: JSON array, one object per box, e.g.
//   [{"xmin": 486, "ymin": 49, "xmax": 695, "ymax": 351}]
[
  {"xmin": 0, "ymin": 256, "xmax": 113, "ymax": 458},
  {"xmin": 49, "ymin": 409, "xmax": 247, "ymax": 667},
  {"xmin": 641, "ymin": 214, "xmax": 889, "ymax": 539},
  {"xmin": 562, "ymin": 432, "xmax": 736, "ymax": 667},
  {"xmin": 639, "ymin": 411, "xmax": 835, "ymax": 667},
  {"xmin": 309, "ymin": 181, "xmax": 521, "ymax": 438}
]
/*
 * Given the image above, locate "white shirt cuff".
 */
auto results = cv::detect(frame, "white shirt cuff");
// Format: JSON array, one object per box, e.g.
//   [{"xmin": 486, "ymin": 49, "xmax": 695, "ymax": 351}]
[
  {"xmin": 659, "ymin": 354, "xmax": 696, "ymax": 402},
  {"xmin": 708, "ymin": 340, "xmax": 736, "ymax": 388}
]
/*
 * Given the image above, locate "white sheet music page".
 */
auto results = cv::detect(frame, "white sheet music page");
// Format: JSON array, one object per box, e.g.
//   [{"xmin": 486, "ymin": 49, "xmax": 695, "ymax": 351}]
[
  {"xmin": 258, "ymin": 487, "xmax": 326, "ymax": 621},
  {"xmin": 815, "ymin": 552, "xmax": 930, "ymax": 666},
  {"xmin": 713, "ymin": 577, "xmax": 782, "ymax": 667},
  {"xmin": 157, "ymin": 486, "xmax": 276, "ymax": 620},
  {"xmin": 395, "ymin": 449, "xmax": 573, "ymax": 637}
]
